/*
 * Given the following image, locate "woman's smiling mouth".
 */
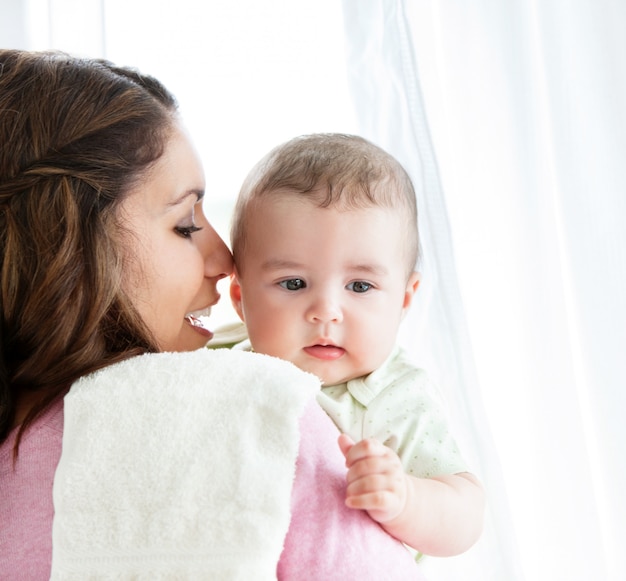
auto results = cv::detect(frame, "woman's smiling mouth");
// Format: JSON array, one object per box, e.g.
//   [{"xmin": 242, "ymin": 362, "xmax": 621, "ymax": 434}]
[{"xmin": 185, "ymin": 307, "xmax": 214, "ymax": 338}]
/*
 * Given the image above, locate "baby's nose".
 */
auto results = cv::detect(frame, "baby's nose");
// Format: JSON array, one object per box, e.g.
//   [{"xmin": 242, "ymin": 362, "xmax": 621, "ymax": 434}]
[{"xmin": 306, "ymin": 294, "xmax": 343, "ymax": 324}]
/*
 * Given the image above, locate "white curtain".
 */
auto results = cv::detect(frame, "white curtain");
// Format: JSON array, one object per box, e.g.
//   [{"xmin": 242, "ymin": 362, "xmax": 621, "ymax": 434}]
[
  {"xmin": 9, "ymin": 0, "xmax": 625, "ymax": 579},
  {"xmin": 342, "ymin": 1, "xmax": 626, "ymax": 581},
  {"xmin": 12, "ymin": 0, "xmax": 359, "ymax": 325}
]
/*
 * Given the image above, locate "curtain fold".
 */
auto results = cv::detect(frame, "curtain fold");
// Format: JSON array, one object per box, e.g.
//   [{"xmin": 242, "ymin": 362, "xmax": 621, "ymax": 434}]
[
  {"xmin": 341, "ymin": 2, "xmax": 522, "ymax": 579},
  {"xmin": 342, "ymin": 1, "xmax": 625, "ymax": 579},
  {"xmin": 534, "ymin": 3, "xmax": 626, "ymax": 577},
  {"xmin": 22, "ymin": 0, "xmax": 626, "ymax": 578}
]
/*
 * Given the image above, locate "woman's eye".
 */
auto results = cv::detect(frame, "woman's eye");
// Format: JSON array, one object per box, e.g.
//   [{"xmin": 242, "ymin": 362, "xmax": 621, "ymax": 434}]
[
  {"xmin": 347, "ymin": 281, "xmax": 372, "ymax": 293},
  {"xmin": 175, "ymin": 224, "xmax": 203, "ymax": 239},
  {"xmin": 279, "ymin": 278, "xmax": 306, "ymax": 291}
]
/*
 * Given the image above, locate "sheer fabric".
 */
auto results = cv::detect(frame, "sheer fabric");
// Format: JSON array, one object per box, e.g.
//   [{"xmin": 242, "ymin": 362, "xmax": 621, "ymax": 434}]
[
  {"xmin": 342, "ymin": 2, "xmax": 521, "ymax": 579},
  {"xmin": 343, "ymin": 1, "xmax": 626, "ymax": 580},
  {"xmin": 9, "ymin": 0, "xmax": 626, "ymax": 579}
]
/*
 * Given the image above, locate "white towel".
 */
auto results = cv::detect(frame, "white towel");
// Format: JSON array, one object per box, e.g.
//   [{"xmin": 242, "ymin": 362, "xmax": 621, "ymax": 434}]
[{"xmin": 50, "ymin": 348, "xmax": 320, "ymax": 580}]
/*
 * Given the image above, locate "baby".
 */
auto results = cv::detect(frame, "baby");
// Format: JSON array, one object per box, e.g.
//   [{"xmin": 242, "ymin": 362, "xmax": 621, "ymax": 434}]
[{"xmin": 219, "ymin": 133, "xmax": 484, "ymax": 556}]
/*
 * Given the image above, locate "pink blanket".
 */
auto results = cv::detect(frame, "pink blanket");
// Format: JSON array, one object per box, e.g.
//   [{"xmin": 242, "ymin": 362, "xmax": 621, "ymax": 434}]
[{"xmin": 281, "ymin": 399, "xmax": 426, "ymax": 580}]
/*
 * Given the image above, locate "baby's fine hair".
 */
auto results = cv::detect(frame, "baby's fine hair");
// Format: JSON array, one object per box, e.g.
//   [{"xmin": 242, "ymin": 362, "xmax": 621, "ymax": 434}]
[{"xmin": 231, "ymin": 133, "xmax": 420, "ymax": 273}]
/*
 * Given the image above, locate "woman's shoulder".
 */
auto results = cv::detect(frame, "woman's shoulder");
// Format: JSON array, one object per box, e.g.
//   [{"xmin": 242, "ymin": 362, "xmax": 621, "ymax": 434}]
[
  {"xmin": 70, "ymin": 348, "xmax": 320, "ymax": 407},
  {"xmin": 0, "ymin": 398, "xmax": 63, "ymax": 580},
  {"xmin": 0, "ymin": 396, "xmax": 63, "ymax": 463},
  {"xmin": 85, "ymin": 347, "xmax": 318, "ymax": 384}
]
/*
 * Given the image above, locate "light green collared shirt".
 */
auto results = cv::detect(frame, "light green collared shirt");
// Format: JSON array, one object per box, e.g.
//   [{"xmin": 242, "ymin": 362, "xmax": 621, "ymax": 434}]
[
  {"xmin": 209, "ymin": 323, "xmax": 468, "ymax": 478},
  {"xmin": 318, "ymin": 345, "xmax": 468, "ymax": 478}
]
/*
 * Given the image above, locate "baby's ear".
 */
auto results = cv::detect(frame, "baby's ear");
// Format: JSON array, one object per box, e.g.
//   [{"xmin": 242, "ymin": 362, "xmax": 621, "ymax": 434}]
[
  {"xmin": 402, "ymin": 271, "xmax": 421, "ymax": 310},
  {"xmin": 229, "ymin": 271, "xmax": 245, "ymax": 322}
]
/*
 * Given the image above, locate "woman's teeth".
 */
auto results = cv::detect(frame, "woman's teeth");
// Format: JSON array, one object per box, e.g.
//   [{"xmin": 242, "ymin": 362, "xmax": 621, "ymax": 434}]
[
  {"xmin": 185, "ymin": 315, "xmax": 203, "ymax": 327},
  {"xmin": 187, "ymin": 307, "xmax": 212, "ymax": 319},
  {"xmin": 185, "ymin": 308, "xmax": 212, "ymax": 330}
]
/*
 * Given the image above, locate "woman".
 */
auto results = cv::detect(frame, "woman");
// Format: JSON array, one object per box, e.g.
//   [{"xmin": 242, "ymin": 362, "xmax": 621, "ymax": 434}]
[{"xmin": 0, "ymin": 50, "xmax": 423, "ymax": 579}]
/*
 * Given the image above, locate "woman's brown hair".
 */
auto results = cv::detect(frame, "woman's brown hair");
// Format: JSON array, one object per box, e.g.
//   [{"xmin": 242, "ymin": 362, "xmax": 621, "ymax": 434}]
[{"xmin": 0, "ymin": 50, "xmax": 178, "ymax": 451}]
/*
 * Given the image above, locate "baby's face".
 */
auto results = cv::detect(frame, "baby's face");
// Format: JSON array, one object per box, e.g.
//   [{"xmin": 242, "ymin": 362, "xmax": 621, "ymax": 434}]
[{"xmin": 231, "ymin": 196, "xmax": 419, "ymax": 385}]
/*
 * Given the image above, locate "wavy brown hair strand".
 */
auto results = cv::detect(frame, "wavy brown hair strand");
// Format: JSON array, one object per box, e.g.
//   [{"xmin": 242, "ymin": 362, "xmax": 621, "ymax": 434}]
[{"xmin": 0, "ymin": 50, "xmax": 178, "ymax": 452}]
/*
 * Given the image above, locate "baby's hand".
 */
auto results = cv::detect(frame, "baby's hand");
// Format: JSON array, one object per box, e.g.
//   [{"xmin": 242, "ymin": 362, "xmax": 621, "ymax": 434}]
[{"xmin": 337, "ymin": 434, "xmax": 408, "ymax": 525}]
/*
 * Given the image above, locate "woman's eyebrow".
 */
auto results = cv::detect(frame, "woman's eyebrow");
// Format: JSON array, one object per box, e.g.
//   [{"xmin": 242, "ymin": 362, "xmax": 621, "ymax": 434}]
[{"xmin": 168, "ymin": 189, "xmax": 205, "ymax": 207}]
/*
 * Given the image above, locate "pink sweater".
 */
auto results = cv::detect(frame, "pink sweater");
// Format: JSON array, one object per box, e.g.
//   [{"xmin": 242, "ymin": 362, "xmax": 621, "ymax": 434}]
[
  {"xmin": 1, "ymin": 398, "xmax": 423, "ymax": 580},
  {"xmin": 0, "ymin": 398, "xmax": 63, "ymax": 580}
]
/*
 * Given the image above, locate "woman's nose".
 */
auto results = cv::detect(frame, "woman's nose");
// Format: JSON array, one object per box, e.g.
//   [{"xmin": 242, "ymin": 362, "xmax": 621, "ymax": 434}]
[{"xmin": 202, "ymin": 224, "xmax": 233, "ymax": 280}]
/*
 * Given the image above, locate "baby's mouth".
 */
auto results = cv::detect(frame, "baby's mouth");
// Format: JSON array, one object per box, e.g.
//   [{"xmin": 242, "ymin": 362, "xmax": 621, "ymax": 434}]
[{"xmin": 303, "ymin": 343, "xmax": 345, "ymax": 360}]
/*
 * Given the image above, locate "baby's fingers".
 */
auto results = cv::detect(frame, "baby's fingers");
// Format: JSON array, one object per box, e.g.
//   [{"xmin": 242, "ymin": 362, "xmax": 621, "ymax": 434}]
[
  {"xmin": 346, "ymin": 488, "xmax": 396, "ymax": 511},
  {"xmin": 342, "ymin": 437, "xmax": 387, "ymax": 467},
  {"xmin": 345, "ymin": 474, "xmax": 406, "ymax": 523},
  {"xmin": 345, "ymin": 454, "xmax": 395, "ymax": 484},
  {"xmin": 337, "ymin": 433, "xmax": 355, "ymax": 460}
]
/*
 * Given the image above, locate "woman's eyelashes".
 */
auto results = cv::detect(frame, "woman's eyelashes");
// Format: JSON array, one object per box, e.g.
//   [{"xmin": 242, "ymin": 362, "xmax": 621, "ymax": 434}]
[
  {"xmin": 175, "ymin": 198, "xmax": 206, "ymax": 239},
  {"xmin": 175, "ymin": 224, "xmax": 203, "ymax": 238}
]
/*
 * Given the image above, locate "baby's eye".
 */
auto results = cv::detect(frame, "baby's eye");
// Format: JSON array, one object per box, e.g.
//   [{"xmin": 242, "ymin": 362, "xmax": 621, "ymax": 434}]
[
  {"xmin": 279, "ymin": 278, "xmax": 306, "ymax": 291},
  {"xmin": 347, "ymin": 281, "xmax": 372, "ymax": 293},
  {"xmin": 175, "ymin": 224, "xmax": 203, "ymax": 239}
]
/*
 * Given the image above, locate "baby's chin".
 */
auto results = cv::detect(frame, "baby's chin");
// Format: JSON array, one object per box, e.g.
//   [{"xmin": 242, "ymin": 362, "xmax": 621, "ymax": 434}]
[
  {"xmin": 255, "ymin": 347, "xmax": 365, "ymax": 386},
  {"xmin": 306, "ymin": 366, "xmax": 364, "ymax": 388},
  {"xmin": 319, "ymin": 374, "xmax": 357, "ymax": 387},
  {"xmin": 317, "ymin": 360, "xmax": 382, "ymax": 386}
]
